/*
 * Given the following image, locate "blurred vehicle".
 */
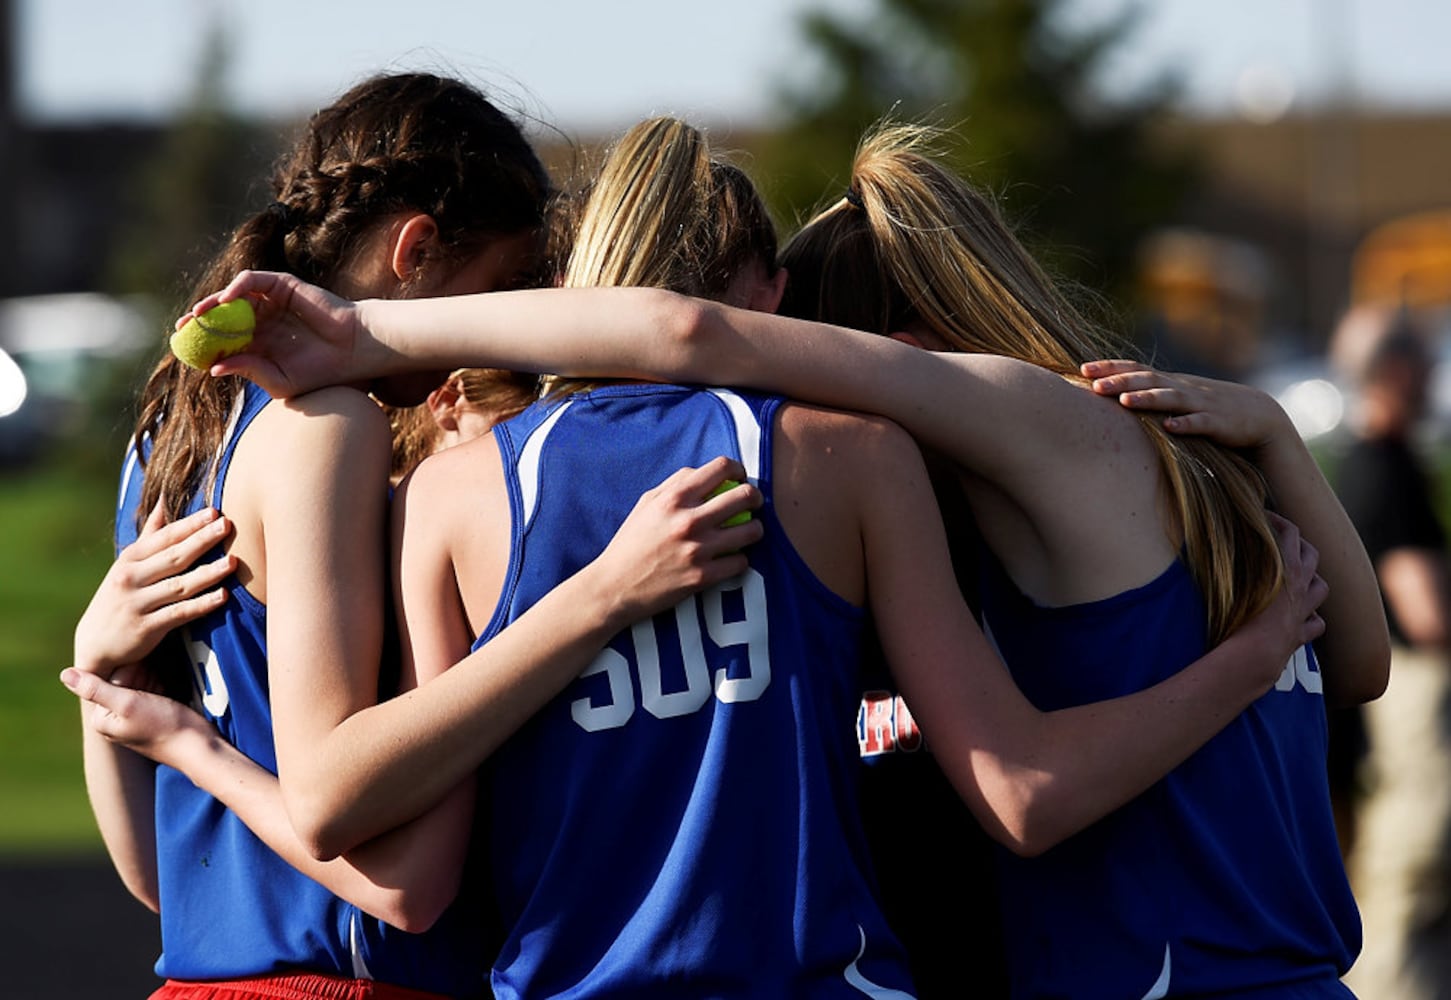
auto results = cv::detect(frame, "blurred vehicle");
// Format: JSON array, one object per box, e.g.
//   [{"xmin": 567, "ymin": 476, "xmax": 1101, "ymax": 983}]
[{"xmin": 0, "ymin": 294, "xmax": 155, "ymax": 468}]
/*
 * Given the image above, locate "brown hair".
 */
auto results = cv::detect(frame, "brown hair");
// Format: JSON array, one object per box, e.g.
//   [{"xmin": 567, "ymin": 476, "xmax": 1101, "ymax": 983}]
[
  {"xmin": 132, "ymin": 72, "xmax": 552, "ymax": 526},
  {"xmin": 387, "ymin": 367, "xmax": 538, "ymax": 481},
  {"xmin": 780, "ymin": 122, "xmax": 1281, "ymax": 644}
]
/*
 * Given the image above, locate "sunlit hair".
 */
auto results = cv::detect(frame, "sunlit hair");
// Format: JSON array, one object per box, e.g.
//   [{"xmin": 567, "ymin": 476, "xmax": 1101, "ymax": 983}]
[
  {"xmin": 779, "ymin": 121, "xmax": 1281, "ymax": 644},
  {"xmin": 131, "ymin": 72, "xmax": 552, "ymax": 528},
  {"xmin": 544, "ymin": 117, "xmax": 777, "ymax": 396},
  {"xmin": 387, "ymin": 367, "xmax": 538, "ymax": 481}
]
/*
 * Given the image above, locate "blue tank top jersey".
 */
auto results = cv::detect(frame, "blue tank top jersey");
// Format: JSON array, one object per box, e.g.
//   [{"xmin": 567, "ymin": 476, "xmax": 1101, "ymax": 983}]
[
  {"xmin": 480, "ymin": 383, "xmax": 914, "ymax": 999},
  {"xmin": 979, "ymin": 554, "xmax": 1360, "ymax": 999},
  {"xmin": 115, "ymin": 381, "xmax": 485, "ymax": 996}
]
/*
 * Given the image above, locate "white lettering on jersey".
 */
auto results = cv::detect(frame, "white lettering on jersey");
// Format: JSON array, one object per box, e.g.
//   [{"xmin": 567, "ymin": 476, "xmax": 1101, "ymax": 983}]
[
  {"xmin": 638, "ymin": 603, "xmax": 712, "ymax": 719},
  {"xmin": 1274, "ymin": 646, "xmax": 1323, "ymax": 695},
  {"xmin": 182, "ymin": 628, "xmax": 229, "ymax": 718},
  {"xmin": 570, "ymin": 568, "xmax": 770, "ymax": 732},
  {"xmin": 571, "ymin": 648, "xmax": 636, "ymax": 732}
]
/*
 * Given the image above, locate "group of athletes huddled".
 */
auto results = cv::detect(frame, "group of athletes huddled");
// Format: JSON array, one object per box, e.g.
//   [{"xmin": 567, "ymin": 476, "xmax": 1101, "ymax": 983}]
[{"xmin": 62, "ymin": 71, "xmax": 1390, "ymax": 999}]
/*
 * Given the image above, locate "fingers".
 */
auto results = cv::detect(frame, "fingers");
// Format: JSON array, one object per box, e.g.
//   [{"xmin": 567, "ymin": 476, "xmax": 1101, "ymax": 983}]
[
  {"xmin": 649, "ymin": 457, "xmax": 763, "ymax": 528},
  {"xmin": 108, "ymin": 662, "xmax": 171, "ymax": 697},
  {"xmin": 180, "ymin": 270, "xmax": 286, "ymax": 339},
  {"xmin": 658, "ymin": 455, "xmax": 749, "ymax": 501},
  {"xmin": 208, "ymin": 352, "xmax": 280, "ymax": 385},
  {"xmin": 1080, "ymin": 360, "xmax": 1148, "ymax": 379},
  {"xmin": 1086, "ymin": 369, "xmax": 1185, "ymax": 402},
  {"xmin": 123, "ymin": 515, "xmax": 235, "ymax": 609},
  {"xmin": 142, "ymin": 501, "xmax": 168, "ymax": 535},
  {"xmin": 145, "ymin": 575, "xmax": 232, "ymax": 627},
  {"xmin": 60, "ymin": 666, "xmax": 116, "ymax": 707},
  {"xmin": 130, "ymin": 506, "xmax": 228, "ymax": 561}
]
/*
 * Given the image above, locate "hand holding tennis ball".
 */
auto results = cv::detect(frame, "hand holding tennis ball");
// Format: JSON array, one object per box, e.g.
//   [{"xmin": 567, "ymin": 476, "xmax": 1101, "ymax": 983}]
[
  {"xmin": 708, "ymin": 479, "xmax": 754, "ymax": 527},
  {"xmin": 170, "ymin": 299, "xmax": 256, "ymax": 371}
]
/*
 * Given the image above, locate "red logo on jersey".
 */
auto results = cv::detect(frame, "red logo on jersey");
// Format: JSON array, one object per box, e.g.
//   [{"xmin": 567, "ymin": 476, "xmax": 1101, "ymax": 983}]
[{"xmin": 857, "ymin": 690, "xmax": 924, "ymax": 757}]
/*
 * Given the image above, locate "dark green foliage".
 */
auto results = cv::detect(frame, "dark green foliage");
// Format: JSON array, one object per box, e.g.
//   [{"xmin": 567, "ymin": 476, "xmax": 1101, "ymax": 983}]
[
  {"xmin": 759, "ymin": 0, "xmax": 1199, "ymax": 305},
  {"xmin": 104, "ymin": 27, "xmax": 283, "ymax": 308}
]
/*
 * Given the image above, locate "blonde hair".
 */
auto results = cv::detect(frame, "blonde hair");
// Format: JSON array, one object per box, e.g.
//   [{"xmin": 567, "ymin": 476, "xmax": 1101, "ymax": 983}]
[
  {"xmin": 385, "ymin": 367, "xmax": 538, "ymax": 481},
  {"xmin": 544, "ymin": 117, "xmax": 777, "ymax": 396},
  {"xmin": 780, "ymin": 122, "xmax": 1281, "ymax": 644}
]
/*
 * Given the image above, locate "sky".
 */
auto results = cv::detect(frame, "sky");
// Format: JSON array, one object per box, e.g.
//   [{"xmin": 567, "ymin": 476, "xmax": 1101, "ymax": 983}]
[{"xmin": 15, "ymin": 0, "xmax": 1451, "ymax": 133}]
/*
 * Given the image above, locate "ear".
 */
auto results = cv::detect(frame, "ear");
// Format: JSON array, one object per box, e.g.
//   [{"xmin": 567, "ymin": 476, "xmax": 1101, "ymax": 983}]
[
  {"xmin": 426, "ymin": 377, "xmax": 464, "ymax": 434},
  {"xmin": 390, "ymin": 213, "xmax": 440, "ymax": 283},
  {"xmin": 888, "ymin": 330, "xmax": 928, "ymax": 349},
  {"xmin": 751, "ymin": 266, "xmax": 789, "ymax": 314}
]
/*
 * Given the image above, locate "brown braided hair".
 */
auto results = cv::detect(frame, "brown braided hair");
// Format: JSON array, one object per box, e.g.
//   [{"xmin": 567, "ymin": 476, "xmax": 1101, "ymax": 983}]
[{"xmin": 130, "ymin": 72, "xmax": 552, "ymax": 528}]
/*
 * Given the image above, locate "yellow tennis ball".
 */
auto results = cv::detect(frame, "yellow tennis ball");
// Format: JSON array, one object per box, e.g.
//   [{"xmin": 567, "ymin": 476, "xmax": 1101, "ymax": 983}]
[
  {"xmin": 708, "ymin": 479, "xmax": 753, "ymax": 527},
  {"xmin": 170, "ymin": 299, "xmax": 256, "ymax": 370}
]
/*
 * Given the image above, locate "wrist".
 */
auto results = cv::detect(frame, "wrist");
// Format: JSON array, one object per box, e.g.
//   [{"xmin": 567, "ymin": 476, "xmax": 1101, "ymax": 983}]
[
  {"xmin": 1246, "ymin": 400, "xmax": 1301, "ymax": 462},
  {"xmin": 148, "ymin": 712, "xmax": 220, "ymax": 772},
  {"xmin": 353, "ymin": 300, "xmax": 402, "ymax": 379},
  {"xmin": 1225, "ymin": 613, "xmax": 1293, "ymax": 694},
  {"xmin": 571, "ymin": 559, "xmax": 638, "ymax": 639}
]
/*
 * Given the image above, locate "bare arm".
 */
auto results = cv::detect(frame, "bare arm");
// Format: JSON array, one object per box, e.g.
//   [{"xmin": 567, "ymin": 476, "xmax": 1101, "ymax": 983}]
[
  {"xmin": 1080, "ymin": 361, "xmax": 1390, "ymax": 705},
  {"xmin": 61, "ymin": 667, "xmax": 469, "ymax": 931},
  {"xmin": 72, "ymin": 504, "xmax": 236, "ymax": 910},
  {"xmin": 259, "ymin": 399, "xmax": 762, "ymax": 860},
  {"xmin": 248, "ymin": 389, "xmax": 475, "ymax": 918},
  {"xmin": 844, "ymin": 416, "xmax": 1326, "ymax": 855}
]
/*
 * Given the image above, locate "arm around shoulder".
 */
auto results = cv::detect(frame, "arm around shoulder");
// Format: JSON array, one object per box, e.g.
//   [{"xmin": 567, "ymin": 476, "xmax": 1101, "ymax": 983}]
[{"xmin": 851, "ymin": 418, "xmax": 1303, "ymax": 855}]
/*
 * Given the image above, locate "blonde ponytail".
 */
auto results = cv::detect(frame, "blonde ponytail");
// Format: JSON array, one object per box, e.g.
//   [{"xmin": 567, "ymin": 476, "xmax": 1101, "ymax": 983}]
[{"xmin": 781, "ymin": 121, "xmax": 1282, "ymax": 642}]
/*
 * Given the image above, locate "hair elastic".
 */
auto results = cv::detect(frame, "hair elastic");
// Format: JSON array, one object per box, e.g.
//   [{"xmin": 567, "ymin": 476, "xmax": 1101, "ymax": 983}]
[
  {"xmin": 844, "ymin": 186, "xmax": 865, "ymax": 209},
  {"xmin": 264, "ymin": 200, "xmax": 295, "ymax": 231}
]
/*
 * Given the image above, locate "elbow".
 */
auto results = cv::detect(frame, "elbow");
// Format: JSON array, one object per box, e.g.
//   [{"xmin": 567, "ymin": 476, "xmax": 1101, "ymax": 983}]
[
  {"xmin": 377, "ymin": 887, "xmax": 453, "ymax": 934},
  {"xmin": 1323, "ymin": 630, "xmax": 1392, "ymax": 708},
  {"xmin": 971, "ymin": 772, "xmax": 1075, "ymax": 859},
  {"xmin": 282, "ymin": 787, "xmax": 356, "ymax": 863},
  {"xmin": 1364, "ymin": 644, "xmax": 1392, "ymax": 702},
  {"xmin": 990, "ymin": 807, "xmax": 1065, "ymax": 860},
  {"xmin": 355, "ymin": 871, "xmax": 461, "ymax": 934},
  {"xmin": 298, "ymin": 813, "xmax": 352, "ymax": 864},
  {"xmin": 120, "ymin": 873, "xmax": 162, "ymax": 914},
  {"xmin": 647, "ymin": 290, "xmax": 713, "ymax": 380}
]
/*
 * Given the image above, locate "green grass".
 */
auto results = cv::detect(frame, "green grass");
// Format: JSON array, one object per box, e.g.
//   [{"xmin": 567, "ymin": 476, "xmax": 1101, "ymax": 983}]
[{"xmin": 0, "ymin": 454, "xmax": 119, "ymax": 851}]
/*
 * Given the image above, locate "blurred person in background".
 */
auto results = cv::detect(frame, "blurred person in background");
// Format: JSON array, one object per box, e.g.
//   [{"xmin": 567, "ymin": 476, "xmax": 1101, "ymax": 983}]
[{"xmin": 1332, "ymin": 303, "xmax": 1451, "ymax": 1000}]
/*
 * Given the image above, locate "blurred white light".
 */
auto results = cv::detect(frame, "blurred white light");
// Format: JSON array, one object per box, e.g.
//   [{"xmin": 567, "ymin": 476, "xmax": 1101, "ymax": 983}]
[
  {"xmin": 1277, "ymin": 378, "xmax": 1343, "ymax": 439},
  {"xmin": 0, "ymin": 348, "xmax": 27, "ymax": 418},
  {"xmin": 1234, "ymin": 63, "xmax": 1296, "ymax": 124}
]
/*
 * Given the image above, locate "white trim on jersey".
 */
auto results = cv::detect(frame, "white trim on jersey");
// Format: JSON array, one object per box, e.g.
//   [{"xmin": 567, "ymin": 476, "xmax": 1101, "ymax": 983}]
[
  {"xmin": 843, "ymin": 926, "xmax": 916, "ymax": 1000},
  {"xmin": 349, "ymin": 912, "xmax": 374, "ymax": 980},
  {"xmin": 117, "ymin": 440, "xmax": 143, "ymax": 516},
  {"xmin": 708, "ymin": 389, "xmax": 762, "ymax": 483},
  {"xmin": 202, "ymin": 388, "xmax": 252, "ymax": 506},
  {"xmin": 516, "ymin": 399, "xmax": 575, "ymax": 529},
  {"xmin": 1139, "ymin": 944, "xmax": 1172, "ymax": 1000}
]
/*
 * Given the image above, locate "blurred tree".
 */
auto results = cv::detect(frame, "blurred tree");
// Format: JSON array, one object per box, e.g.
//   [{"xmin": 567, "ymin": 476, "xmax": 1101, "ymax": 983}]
[
  {"xmin": 104, "ymin": 22, "xmax": 279, "ymax": 309},
  {"xmin": 758, "ymin": 0, "xmax": 1198, "ymax": 307}
]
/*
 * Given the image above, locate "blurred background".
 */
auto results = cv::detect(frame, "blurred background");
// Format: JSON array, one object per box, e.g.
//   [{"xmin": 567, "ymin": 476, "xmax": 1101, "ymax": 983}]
[{"xmin": 3, "ymin": 0, "xmax": 1450, "ymax": 996}]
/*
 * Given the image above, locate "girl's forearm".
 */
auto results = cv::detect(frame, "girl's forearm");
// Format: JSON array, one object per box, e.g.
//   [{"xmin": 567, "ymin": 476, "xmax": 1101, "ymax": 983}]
[
  {"xmin": 292, "ymin": 559, "xmax": 633, "ymax": 857},
  {"xmin": 81, "ymin": 719, "xmax": 160, "ymax": 911},
  {"xmin": 990, "ymin": 624, "xmax": 1283, "ymax": 855},
  {"xmin": 1256, "ymin": 432, "xmax": 1388, "ymax": 705},
  {"xmin": 357, "ymin": 287, "xmax": 704, "ymax": 381},
  {"xmin": 154, "ymin": 720, "xmax": 468, "ymax": 932}
]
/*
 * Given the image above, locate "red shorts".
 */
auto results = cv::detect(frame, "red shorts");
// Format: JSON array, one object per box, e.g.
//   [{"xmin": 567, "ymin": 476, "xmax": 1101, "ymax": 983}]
[{"xmin": 149, "ymin": 973, "xmax": 456, "ymax": 1000}]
